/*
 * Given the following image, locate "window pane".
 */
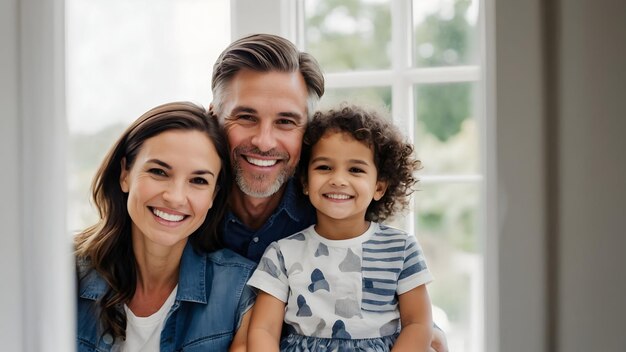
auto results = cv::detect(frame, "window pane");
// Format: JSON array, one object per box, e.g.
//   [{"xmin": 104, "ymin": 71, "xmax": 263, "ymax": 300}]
[
  {"xmin": 415, "ymin": 181, "xmax": 481, "ymax": 351},
  {"xmin": 414, "ymin": 82, "xmax": 480, "ymax": 175},
  {"xmin": 319, "ymin": 86, "xmax": 391, "ymax": 110},
  {"xmin": 66, "ymin": 0, "xmax": 231, "ymax": 232},
  {"xmin": 413, "ymin": 0, "xmax": 480, "ymax": 67},
  {"xmin": 304, "ymin": 0, "xmax": 392, "ymax": 72}
]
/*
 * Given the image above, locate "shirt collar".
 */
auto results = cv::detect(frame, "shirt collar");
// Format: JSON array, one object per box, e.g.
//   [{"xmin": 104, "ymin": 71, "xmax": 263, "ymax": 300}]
[
  {"xmin": 176, "ymin": 242, "xmax": 207, "ymax": 303},
  {"xmin": 223, "ymin": 177, "xmax": 305, "ymax": 225},
  {"xmin": 278, "ymin": 178, "xmax": 306, "ymax": 223}
]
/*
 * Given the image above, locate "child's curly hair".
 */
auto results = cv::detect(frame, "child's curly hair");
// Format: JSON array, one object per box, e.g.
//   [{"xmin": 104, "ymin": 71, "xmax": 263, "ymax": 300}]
[{"xmin": 300, "ymin": 103, "xmax": 421, "ymax": 222}]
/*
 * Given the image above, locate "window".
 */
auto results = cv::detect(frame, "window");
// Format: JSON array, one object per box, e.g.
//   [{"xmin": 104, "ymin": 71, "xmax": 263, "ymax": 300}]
[
  {"xmin": 295, "ymin": 1, "xmax": 486, "ymax": 351},
  {"xmin": 66, "ymin": 0, "xmax": 231, "ymax": 232},
  {"xmin": 65, "ymin": 1, "xmax": 487, "ymax": 351}
]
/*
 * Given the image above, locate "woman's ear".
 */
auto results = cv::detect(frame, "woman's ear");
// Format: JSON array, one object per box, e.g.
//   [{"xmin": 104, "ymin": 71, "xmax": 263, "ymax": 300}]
[
  {"xmin": 373, "ymin": 180, "xmax": 388, "ymax": 201},
  {"xmin": 119, "ymin": 158, "xmax": 129, "ymax": 193},
  {"xmin": 212, "ymin": 185, "xmax": 220, "ymax": 201}
]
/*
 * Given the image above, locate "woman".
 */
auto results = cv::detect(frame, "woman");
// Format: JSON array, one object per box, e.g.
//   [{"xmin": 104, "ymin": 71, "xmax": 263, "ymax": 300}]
[{"xmin": 75, "ymin": 102, "xmax": 255, "ymax": 351}]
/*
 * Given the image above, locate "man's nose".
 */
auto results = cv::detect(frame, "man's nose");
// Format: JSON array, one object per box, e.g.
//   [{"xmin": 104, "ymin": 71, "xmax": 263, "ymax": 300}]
[{"xmin": 250, "ymin": 122, "xmax": 278, "ymax": 152}]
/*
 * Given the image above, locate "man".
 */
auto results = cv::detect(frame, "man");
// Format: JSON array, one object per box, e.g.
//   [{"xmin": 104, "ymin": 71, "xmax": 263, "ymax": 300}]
[{"xmin": 210, "ymin": 33, "xmax": 448, "ymax": 352}]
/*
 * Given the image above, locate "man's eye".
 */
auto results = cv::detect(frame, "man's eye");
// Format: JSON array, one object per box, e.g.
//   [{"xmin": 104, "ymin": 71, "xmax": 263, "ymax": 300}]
[
  {"xmin": 276, "ymin": 118, "xmax": 296, "ymax": 125},
  {"xmin": 190, "ymin": 177, "xmax": 208, "ymax": 185},
  {"xmin": 148, "ymin": 168, "xmax": 167, "ymax": 176},
  {"xmin": 237, "ymin": 115, "xmax": 255, "ymax": 121}
]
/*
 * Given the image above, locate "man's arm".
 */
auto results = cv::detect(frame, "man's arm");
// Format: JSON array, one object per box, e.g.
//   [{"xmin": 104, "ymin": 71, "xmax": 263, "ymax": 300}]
[{"xmin": 430, "ymin": 323, "xmax": 449, "ymax": 352}]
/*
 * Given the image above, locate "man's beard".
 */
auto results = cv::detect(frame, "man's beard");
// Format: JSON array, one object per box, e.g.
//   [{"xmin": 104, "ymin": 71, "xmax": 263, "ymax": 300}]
[{"xmin": 231, "ymin": 149, "xmax": 296, "ymax": 198}]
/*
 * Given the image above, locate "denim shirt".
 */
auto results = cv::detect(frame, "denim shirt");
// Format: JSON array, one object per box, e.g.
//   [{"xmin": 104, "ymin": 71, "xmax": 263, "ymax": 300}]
[
  {"xmin": 76, "ymin": 244, "xmax": 256, "ymax": 352},
  {"xmin": 221, "ymin": 178, "xmax": 317, "ymax": 263}
]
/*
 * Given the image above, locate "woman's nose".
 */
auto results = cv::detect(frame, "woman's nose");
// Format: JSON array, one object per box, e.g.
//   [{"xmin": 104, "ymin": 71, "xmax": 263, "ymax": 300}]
[{"xmin": 162, "ymin": 181, "xmax": 186, "ymax": 206}]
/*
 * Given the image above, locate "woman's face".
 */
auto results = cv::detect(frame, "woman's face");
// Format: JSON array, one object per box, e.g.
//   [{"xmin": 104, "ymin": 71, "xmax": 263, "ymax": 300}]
[{"xmin": 120, "ymin": 129, "xmax": 221, "ymax": 250}]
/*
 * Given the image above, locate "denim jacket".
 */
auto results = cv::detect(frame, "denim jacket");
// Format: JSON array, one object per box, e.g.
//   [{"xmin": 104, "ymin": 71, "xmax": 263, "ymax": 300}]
[{"xmin": 76, "ymin": 244, "xmax": 256, "ymax": 352}]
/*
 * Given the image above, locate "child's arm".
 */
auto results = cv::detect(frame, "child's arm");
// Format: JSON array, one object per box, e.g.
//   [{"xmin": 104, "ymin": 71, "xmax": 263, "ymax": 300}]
[
  {"xmin": 391, "ymin": 284, "xmax": 433, "ymax": 352},
  {"xmin": 247, "ymin": 291, "xmax": 287, "ymax": 352},
  {"xmin": 229, "ymin": 309, "xmax": 252, "ymax": 352}
]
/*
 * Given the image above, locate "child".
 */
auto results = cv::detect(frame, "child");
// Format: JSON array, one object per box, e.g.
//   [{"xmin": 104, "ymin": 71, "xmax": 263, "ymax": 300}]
[{"xmin": 247, "ymin": 103, "xmax": 433, "ymax": 351}]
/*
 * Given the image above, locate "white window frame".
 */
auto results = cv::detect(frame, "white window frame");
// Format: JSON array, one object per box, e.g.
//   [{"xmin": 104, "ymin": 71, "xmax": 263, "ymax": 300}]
[
  {"xmin": 295, "ymin": 1, "xmax": 489, "ymax": 351},
  {"xmin": 231, "ymin": 0, "xmax": 496, "ymax": 351},
  {"xmin": 2, "ymin": 0, "xmax": 554, "ymax": 350}
]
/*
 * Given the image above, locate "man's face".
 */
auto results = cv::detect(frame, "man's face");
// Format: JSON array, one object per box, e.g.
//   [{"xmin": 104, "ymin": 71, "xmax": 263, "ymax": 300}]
[{"xmin": 219, "ymin": 69, "xmax": 309, "ymax": 198}]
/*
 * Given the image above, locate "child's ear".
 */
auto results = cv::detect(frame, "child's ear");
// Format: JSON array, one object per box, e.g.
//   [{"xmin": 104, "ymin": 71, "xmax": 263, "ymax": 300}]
[
  {"xmin": 301, "ymin": 175, "xmax": 309, "ymax": 195},
  {"xmin": 119, "ymin": 158, "xmax": 129, "ymax": 193},
  {"xmin": 373, "ymin": 180, "xmax": 388, "ymax": 201}
]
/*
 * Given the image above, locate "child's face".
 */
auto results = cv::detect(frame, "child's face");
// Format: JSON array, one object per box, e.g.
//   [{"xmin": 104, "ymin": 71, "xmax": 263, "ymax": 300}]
[{"xmin": 305, "ymin": 131, "xmax": 387, "ymax": 228}]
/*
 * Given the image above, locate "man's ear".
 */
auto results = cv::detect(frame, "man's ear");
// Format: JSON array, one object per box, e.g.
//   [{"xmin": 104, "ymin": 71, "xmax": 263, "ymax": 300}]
[
  {"xmin": 373, "ymin": 180, "xmax": 388, "ymax": 201},
  {"xmin": 119, "ymin": 158, "xmax": 129, "ymax": 193}
]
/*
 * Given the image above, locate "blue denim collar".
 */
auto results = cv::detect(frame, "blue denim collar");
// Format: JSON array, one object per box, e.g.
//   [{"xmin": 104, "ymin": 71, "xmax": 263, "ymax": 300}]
[
  {"xmin": 78, "ymin": 242, "xmax": 206, "ymax": 303},
  {"xmin": 223, "ymin": 177, "xmax": 304, "ymax": 226}
]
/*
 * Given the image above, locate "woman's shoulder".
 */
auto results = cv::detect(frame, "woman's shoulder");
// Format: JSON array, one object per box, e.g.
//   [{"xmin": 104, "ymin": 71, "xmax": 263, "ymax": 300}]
[
  {"xmin": 206, "ymin": 248, "xmax": 256, "ymax": 270},
  {"xmin": 75, "ymin": 256, "xmax": 109, "ymax": 300}
]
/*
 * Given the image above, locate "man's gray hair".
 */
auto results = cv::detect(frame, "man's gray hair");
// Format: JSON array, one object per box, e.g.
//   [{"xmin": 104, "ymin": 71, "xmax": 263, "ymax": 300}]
[{"xmin": 211, "ymin": 33, "xmax": 325, "ymax": 120}]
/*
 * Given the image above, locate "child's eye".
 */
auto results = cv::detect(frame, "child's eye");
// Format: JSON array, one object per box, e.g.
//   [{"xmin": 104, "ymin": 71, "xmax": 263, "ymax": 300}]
[
  {"xmin": 313, "ymin": 165, "xmax": 331, "ymax": 171},
  {"xmin": 148, "ymin": 168, "xmax": 167, "ymax": 176},
  {"xmin": 349, "ymin": 167, "xmax": 365, "ymax": 173},
  {"xmin": 190, "ymin": 177, "xmax": 208, "ymax": 185}
]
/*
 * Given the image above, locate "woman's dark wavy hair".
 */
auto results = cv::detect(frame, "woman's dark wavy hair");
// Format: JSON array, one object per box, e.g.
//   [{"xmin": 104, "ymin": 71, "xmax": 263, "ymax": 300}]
[
  {"xmin": 74, "ymin": 101, "xmax": 231, "ymax": 340},
  {"xmin": 300, "ymin": 103, "xmax": 421, "ymax": 222}
]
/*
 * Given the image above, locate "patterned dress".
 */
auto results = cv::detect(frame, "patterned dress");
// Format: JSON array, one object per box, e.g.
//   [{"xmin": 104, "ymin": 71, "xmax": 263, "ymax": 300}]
[{"xmin": 247, "ymin": 222, "xmax": 433, "ymax": 352}]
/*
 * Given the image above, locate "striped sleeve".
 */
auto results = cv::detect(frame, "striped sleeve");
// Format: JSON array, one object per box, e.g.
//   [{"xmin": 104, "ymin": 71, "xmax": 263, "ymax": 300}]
[{"xmin": 396, "ymin": 233, "xmax": 433, "ymax": 295}]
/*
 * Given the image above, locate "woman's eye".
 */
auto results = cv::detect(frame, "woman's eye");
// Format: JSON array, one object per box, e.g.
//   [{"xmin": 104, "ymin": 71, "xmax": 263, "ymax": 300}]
[
  {"xmin": 190, "ymin": 177, "xmax": 208, "ymax": 185},
  {"xmin": 148, "ymin": 168, "xmax": 166, "ymax": 176}
]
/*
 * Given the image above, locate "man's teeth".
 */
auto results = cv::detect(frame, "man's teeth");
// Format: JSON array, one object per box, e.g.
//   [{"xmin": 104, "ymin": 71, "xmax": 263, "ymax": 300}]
[
  {"xmin": 153, "ymin": 208, "xmax": 184, "ymax": 222},
  {"xmin": 246, "ymin": 156, "xmax": 278, "ymax": 167},
  {"xmin": 325, "ymin": 193, "xmax": 351, "ymax": 200}
]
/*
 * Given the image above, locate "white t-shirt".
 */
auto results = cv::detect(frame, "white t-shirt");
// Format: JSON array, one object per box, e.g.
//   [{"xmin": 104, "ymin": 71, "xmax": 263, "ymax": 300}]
[
  {"xmin": 115, "ymin": 285, "xmax": 178, "ymax": 352},
  {"xmin": 247, "ymin": 223, "xmax": 433, "ymax": 339}
]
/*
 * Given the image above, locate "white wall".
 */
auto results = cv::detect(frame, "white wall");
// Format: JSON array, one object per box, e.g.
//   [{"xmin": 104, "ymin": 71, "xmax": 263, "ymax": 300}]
[
  {"xmin": 495, "ymin": 0, "xmax": 548, "ymax": 350},
  {"xmin": 0, "ymin": 0, "xmax": 74, "ymax": 350},
  {"xmin": 558, "ymin": 0, "xmax": 626, "ymax": 350},
  {"xmin": 496, "ymin": 0, "xmax": 626, "ymax": 351},
  {"xmin": 0, "ymin": 0, "xmax": 23, "ymax": 348}
]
